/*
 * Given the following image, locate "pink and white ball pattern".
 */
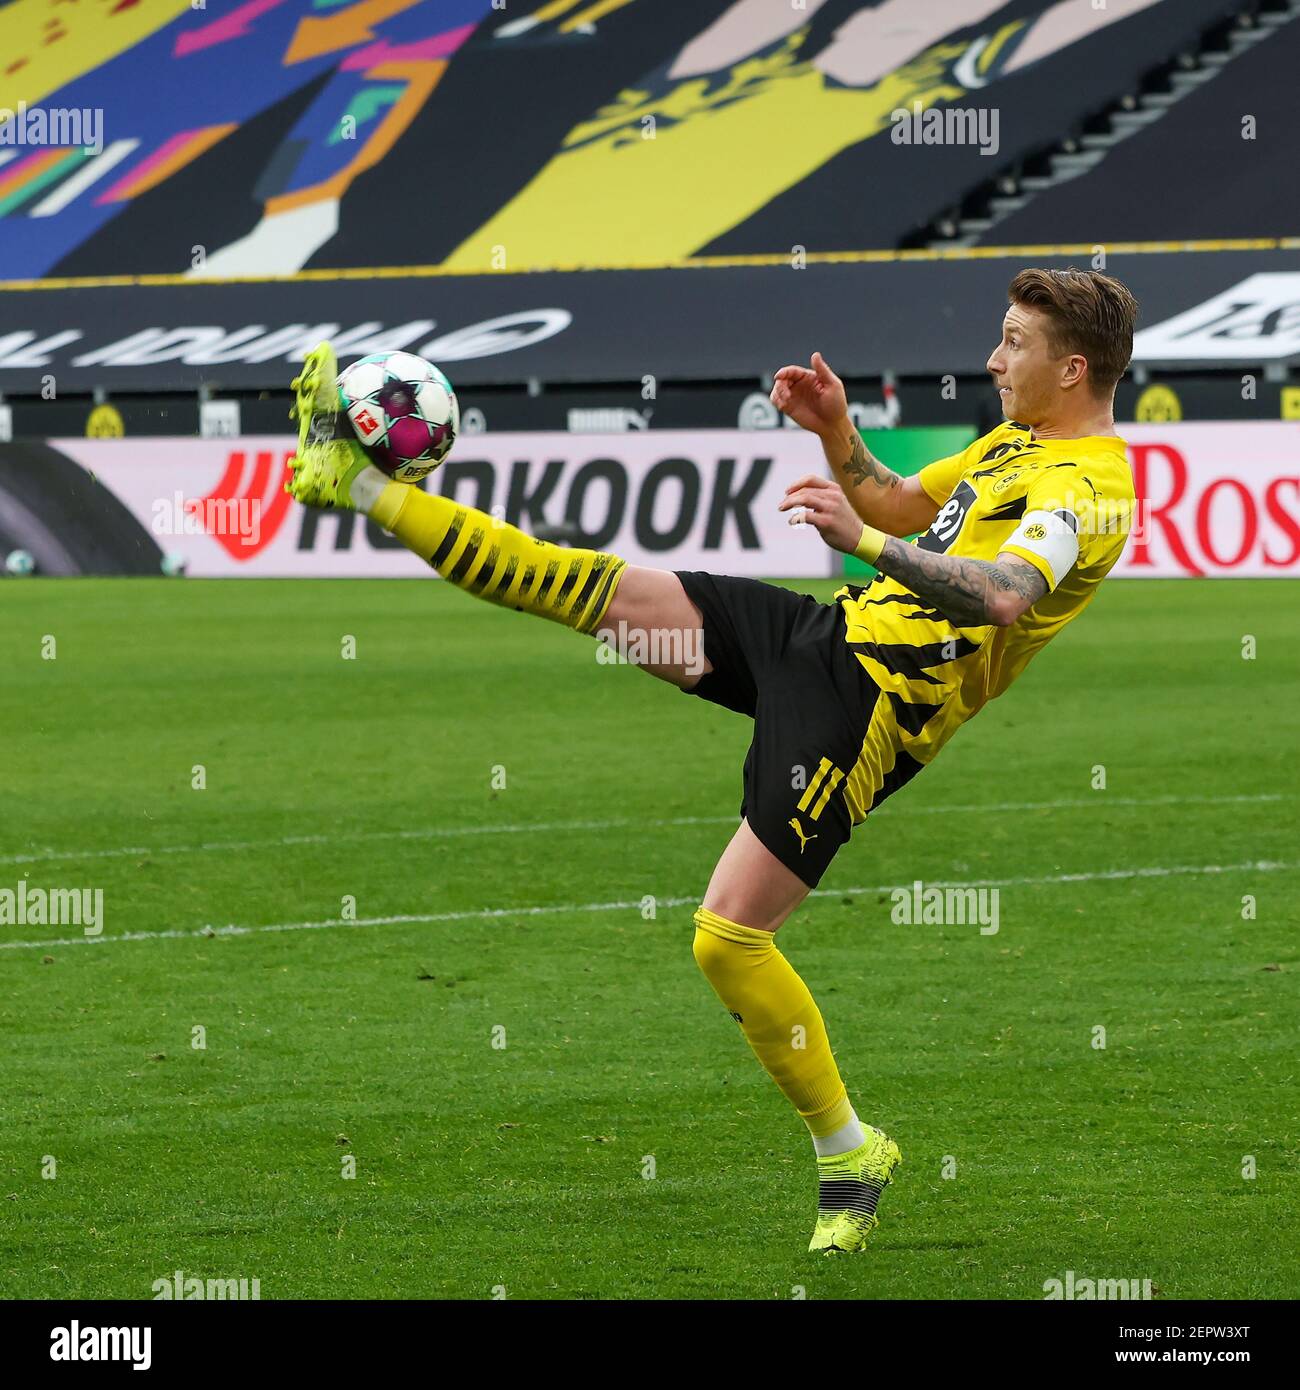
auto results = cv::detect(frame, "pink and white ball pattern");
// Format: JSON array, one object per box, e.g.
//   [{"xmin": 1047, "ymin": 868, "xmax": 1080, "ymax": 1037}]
[{"xmin": 337, "ymin": 351, "xmax": 459, "ymax": 481}]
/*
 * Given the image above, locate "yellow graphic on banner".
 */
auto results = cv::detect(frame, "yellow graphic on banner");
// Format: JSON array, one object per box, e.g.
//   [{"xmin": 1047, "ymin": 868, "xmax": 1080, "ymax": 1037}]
[
  {"xmin": 443, "ymin": 30, "xmax": 980, "ymax": 272},
  {"xmin": 0, "ymin": 0, "xmax": 193, "ymax": 119}
]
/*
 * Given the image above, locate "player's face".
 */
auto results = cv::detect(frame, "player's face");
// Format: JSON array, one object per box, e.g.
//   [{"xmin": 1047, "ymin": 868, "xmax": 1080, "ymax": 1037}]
[{"xmin": 986, "ymin": 304, "xmax": 1065, "ymax": 426}]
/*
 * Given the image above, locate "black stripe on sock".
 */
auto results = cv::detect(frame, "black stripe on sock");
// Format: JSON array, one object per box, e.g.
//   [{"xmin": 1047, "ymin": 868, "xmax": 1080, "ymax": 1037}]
[
  {"xmin": 577, "ymin": 559, "xmax": 623, "ymax": 634},
  {"xmin": 430, "ymin": 510, "xmax": 466, "ymax": 569},
  {"xmin": 448, "ymin": 528, "xmax": 485, "ymax": 586},
  {"xmin": 554, "ymin": 557, "xmax": 584, "ymax": 611},
  {"xmin": 467, "ymin": 544, "xmax": 502, "ymax": 594},
  {"xmin": 567, "ymin": 558, "xmax": 606, "ymax": 626},
  {"xmin": 534, "ymin": 560, "xmax": 560, "ymax": 605},
  {"xmin": 484, "ymin": 553, "xmax": 518, "ymax": 601}
]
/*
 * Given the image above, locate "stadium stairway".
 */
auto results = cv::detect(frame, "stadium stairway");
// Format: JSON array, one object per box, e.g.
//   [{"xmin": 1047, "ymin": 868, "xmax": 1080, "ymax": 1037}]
[{"xmin": 930, "ymin": 0, "xmax": 1300, "ymax": 248}]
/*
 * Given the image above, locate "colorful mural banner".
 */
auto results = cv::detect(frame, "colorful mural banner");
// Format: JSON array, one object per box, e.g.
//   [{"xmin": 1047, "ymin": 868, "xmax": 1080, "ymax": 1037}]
[{"xmin": 0, "ymin": 0, "xmax": 1245, "ymax": 280}]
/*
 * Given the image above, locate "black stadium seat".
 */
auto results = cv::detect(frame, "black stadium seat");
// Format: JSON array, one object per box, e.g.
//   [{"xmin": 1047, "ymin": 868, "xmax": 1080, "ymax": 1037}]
[
  {"xmin": 700, "ymin": 0, "xmax": 1248, "ymax": 257},
  {"xmin": 977, "ymin": 11, "xmax": 1300, "ymax": 244}
]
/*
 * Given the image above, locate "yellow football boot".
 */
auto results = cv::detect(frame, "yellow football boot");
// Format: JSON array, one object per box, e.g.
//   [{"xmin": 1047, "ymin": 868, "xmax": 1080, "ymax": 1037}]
[
  {"xmin": 808, "ymin": 1125, "xmax": 902, "ymax": 1254},
  {"xmin": 286, "ymin": 342, "xmax": 371, "ymax": 509}
]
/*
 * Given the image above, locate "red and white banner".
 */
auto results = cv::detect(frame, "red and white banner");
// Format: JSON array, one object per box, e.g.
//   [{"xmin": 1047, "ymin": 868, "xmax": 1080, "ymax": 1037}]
[
  {"xmin": 44, "ymin": 423, "xmax": 1300, "ymax": 578},
  {"xmin": 1117, "ymin": 422, "xmax": 1300, "ymax": 577},
  {"xmin": 55, "ymin": 432, "xmax": 836, "ymax": 579}
]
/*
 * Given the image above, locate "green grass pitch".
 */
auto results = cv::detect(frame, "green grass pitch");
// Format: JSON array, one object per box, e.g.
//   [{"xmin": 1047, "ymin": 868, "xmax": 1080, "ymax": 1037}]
[{"xmin": 1, "ymin": 576, "xmax": 1297, "ymax": 1300}]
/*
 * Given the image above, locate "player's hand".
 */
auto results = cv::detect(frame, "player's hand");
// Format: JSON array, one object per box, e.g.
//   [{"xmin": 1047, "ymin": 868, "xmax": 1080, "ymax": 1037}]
[
  {"xmin": 778, "ymin": 475, "xmax": 863, "ymax": 554},
  {"xmin": 770, "ymin": 352, "xmax": 848, "ymax": 436}
]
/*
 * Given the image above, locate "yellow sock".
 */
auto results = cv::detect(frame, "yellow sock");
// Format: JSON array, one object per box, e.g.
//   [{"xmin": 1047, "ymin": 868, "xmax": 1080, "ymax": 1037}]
[
  {"xmin": 371, "ymin": 481, "xmax": 625, "ymax": 634},
  {"xmin": 692, "ymin": 907, "xmax": 853, "ymax": 1138}
]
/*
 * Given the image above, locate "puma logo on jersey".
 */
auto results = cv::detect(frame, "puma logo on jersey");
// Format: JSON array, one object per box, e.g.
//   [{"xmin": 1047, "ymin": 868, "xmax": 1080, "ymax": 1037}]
[{"xmin": 788, "ymin": 817, "xmax": 818, "ymax": 854}]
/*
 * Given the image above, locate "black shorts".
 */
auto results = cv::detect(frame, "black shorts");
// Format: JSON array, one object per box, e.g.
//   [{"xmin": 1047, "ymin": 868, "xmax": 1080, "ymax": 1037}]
[{"xmin": 676, "ymin": 571, "xmax": 888, "ymax": 888}]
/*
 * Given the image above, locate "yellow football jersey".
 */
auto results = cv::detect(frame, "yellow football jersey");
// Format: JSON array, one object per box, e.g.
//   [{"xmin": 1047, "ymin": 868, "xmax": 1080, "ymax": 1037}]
[{"xmin": 833, "ymin": 421, "xmax": 1135, "ymax": 821}]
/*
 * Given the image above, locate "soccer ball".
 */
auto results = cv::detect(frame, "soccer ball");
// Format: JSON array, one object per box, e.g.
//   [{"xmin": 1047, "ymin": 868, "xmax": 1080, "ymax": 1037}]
[{"xmin": 337, "ymin": 351, "xmax": 459, "ymax": 482}]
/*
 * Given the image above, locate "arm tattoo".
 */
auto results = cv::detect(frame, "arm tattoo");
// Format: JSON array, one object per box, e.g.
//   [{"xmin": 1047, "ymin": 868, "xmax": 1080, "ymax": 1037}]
[
  {"xmin": 842, "ymin": 432, "xmax": 902, "ymax": 491},
  {"xmin": 875, "ymin": 540, "xmax": 1048, "ymax": 628}
]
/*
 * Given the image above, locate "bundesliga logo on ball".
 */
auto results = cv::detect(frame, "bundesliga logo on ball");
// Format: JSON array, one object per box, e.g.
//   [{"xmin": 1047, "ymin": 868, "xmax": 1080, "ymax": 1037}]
[{"xmin": 337, "ymin": 350, "xmax": 459, "ymax": 482}]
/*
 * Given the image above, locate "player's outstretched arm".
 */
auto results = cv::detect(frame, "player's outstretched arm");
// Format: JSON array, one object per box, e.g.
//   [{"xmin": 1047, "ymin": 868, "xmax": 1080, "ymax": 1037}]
[
  {"xmin": 778, "ymin": 475, "xmax": 1047, "ymax": 628},
  {"xmin": 770, "ymin": 352, "xmax": 938, "ymax": 537},
  {"xmin": 870, "ymin": 538, "xmax": 1046, "ymax": 628}
]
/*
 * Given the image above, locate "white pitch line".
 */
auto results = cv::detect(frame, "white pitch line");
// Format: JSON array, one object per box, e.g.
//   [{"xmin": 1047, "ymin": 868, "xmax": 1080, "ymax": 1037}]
[
  {"xmin": 3, "ymin": 857, "xmax": 1295, "ymax": 952},
  {"xmin": 0, "ymin": 816, "xmax": 733, "ymax": 868},
  {"xmin": 0, "ymin": 792, "xmax": 1287, "ymax": 869}
]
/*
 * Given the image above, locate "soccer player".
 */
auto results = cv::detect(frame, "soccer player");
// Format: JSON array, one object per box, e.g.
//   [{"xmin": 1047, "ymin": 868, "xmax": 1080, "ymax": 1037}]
[{"xmin": 287, "ymin": 267, "xmax": 1138, "ymax": 1254}]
